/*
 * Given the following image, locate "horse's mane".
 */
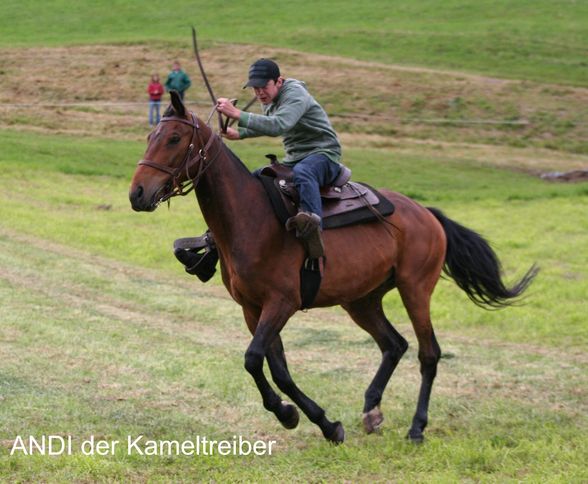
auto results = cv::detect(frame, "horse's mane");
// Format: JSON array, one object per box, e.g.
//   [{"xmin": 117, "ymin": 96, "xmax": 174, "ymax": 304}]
[{"xmin": 221, "ymin": 143, "xmax": 255, "ymax": 178}]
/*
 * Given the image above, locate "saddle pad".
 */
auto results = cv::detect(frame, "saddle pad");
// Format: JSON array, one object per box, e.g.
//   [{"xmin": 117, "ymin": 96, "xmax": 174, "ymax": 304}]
[{"xmin": 259, "ymin": 175, "xmax": 395, "ymax": 230}]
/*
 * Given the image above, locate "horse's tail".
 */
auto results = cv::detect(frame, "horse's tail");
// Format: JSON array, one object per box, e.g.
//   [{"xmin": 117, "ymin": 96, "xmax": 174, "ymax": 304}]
[{"xmin": 427, "ymin": 207, "xmax": 538, "ymax": 309}]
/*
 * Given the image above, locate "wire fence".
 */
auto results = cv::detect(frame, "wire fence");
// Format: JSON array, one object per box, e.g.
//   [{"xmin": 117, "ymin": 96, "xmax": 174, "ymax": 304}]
[{"xmin": 0, "ymin": 100, "xmax": 533, "ymax": 126}]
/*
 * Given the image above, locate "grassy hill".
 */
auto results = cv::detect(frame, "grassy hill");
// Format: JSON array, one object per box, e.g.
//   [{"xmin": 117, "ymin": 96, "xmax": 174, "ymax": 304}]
[{"xmin": 1, "ymin": 0, "xmax": 587, "ymax": 85}]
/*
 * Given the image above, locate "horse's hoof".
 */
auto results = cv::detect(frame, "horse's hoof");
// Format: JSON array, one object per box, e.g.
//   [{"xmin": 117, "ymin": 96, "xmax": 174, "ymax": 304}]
[
  {"xmin": 324, "ymin": 421, "xmax": 345, "ymax": 444},
  {"xmin": 362, "ymin": 406, "xmax": 384, "ymax": 434},
  {"xmin": 406, "ymin": 429, "xmax": 425, "ymax": 444},
  {"xmin": 279, "ymin": 401, "xmax": 300, "ymax": 430}
]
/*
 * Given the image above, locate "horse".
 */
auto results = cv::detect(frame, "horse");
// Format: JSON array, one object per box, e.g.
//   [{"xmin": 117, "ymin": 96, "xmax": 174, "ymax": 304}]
[{"xmin": 129, "ymin": 91, "xmax": 537, "ymax": 444}]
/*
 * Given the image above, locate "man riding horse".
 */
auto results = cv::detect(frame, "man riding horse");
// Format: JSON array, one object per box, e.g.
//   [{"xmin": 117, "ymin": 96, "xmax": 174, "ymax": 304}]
[{"xmin": 175, "ymin": 58, "xmax": 344, "ymax": 277}]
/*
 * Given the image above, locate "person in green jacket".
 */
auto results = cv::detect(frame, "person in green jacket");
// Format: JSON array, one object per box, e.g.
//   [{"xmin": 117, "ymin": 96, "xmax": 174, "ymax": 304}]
[
  {"xmin": 174, "ymin": 59, "xmax": 343, "ymax": 279},
  {"xmin": 217, "ymin": 58, "xmax": 343, "ymax": 256},
  {"xmin": 165, "ymin": 61, "xmax": 191, "ymax": 100}
]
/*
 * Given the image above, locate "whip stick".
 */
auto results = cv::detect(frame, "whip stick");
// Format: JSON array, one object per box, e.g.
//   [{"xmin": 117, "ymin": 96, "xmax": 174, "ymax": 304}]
[{"xmin": 191, "ymin": 27, "xmax": 224, "ymax": 132}]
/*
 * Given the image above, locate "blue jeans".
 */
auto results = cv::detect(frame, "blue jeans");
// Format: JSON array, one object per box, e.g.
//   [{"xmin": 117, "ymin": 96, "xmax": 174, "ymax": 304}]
[
  {"xmin": 292, "ymin": 153, "xmax": 341, "ymax": 218},
  {"xmin": 149, "ymin": 100, "xmax": 161, "ymax": 126}
]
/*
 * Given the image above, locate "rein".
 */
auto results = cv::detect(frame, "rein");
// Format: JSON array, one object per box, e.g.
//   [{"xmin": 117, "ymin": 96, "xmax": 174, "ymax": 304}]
[{"xmin": 138, "ymin": 112, "xmax": 221, "ymax": 203}]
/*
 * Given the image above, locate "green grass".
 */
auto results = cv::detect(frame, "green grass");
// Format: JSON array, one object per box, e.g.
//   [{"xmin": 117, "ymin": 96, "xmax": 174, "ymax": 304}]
[
  {"xmin": 1, "ymin": 0, "xmax": 587, "ymax": 85},
  {"xmin": 1, "ymin": 1, "xmax": 586, "ymax": 478},
  {"xmin": 1, "ymin": 127, "xmax": 586, "ymax": 350},
  {"xmin": 0, "ymin": 128, "xmax": 587, "ymax": 480},
  {"xmin": 0, "ymin": 201, "xmax": 586, "ymax": 481}
]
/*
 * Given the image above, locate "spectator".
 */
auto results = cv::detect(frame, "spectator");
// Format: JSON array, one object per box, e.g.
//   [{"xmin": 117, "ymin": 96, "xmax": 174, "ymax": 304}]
[
  {"xmin": 147, "ymin": 73, "xmax": 164, "ymax": 126},
  {"xmin": 165, "ymin": 61, "xmax": 191, "ymax": 101}
]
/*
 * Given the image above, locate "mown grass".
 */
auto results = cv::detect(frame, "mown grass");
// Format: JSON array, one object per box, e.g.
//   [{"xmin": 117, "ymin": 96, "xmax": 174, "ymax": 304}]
[
  {"xmin": 3, "ymin": 43, "xmax": 586, "ymax": 156},
  {"xmin": 0, "ymin": 0, "xmax": 586, "ymax": 86},
  {"xmin": 1, "ymin": 2, "xmax": 586, "ymax": 479},
  {"xmin": 0, "ymin": 128, "xmax": 586, "ymax": 481},
  {"xmin": 1, "ymin": 127, "xmax": 586, "ymax": 350},
  {"xmin": 0, "ymin": 211, "xmax": 586, "ymax": 481}
]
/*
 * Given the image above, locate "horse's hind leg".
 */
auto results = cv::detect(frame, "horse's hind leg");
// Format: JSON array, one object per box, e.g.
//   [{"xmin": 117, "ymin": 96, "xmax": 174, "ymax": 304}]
[
  {"xmin": 266, "ymin": 336, "xmax": 345, "ymax": 443},
  {"xmin": 342, "ymin": 292, "xmax": 409, "ymax": 434},
  {"xmin": 397, "ymin": 281, "xmax": 441, "ymax": 443}
]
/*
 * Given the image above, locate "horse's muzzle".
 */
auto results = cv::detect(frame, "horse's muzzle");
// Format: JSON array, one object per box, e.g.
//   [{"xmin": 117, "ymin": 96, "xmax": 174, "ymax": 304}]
[{"xmin": 129, "ymin": 184, "xmax": 157, "ymax": 212}]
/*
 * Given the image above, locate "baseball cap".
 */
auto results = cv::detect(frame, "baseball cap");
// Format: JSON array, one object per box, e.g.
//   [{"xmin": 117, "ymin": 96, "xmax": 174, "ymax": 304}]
[{"xmin": 243, "ymin": 59, "xmax": 281, "ymax": 88}]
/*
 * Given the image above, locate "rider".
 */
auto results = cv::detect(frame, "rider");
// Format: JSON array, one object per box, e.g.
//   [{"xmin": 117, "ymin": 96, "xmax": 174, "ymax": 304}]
[{"xmin": 175, "ymin": 58, "xmax": 343, "ymax": 278}]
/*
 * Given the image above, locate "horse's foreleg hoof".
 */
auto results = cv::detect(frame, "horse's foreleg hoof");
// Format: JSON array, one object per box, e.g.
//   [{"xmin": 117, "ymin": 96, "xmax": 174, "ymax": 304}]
[
  {"xmin": 323, "ymin": 421, "xmax": 345, "ymax": 444},
  {"xmin": 279, "ymin": 401, "xmax": 300, "ymax": 430},
  {"xmin": 406, "ymin": 429, "xmax": 425, "ymax": 444},
  {"xmin": 362, "ymin": 406, "xmax": 384, "ymax": 434}
]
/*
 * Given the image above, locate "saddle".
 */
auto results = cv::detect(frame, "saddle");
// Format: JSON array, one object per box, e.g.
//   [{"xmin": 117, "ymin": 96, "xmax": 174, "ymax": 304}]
[{"xmin": 258, "ymin": 155, "xmax": 395, "ymax": 229}]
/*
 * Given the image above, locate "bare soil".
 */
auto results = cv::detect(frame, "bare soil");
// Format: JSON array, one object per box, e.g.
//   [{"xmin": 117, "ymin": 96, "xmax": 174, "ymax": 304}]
[{"xmin": 0, "ymin": 43, "xmax": 586, "ymax": 170}]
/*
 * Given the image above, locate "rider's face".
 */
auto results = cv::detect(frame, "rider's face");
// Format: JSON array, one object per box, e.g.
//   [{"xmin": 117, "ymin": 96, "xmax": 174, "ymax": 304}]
[{"xmin": 253, "ymin": 78, "xmax": 282, "ymax": 104}]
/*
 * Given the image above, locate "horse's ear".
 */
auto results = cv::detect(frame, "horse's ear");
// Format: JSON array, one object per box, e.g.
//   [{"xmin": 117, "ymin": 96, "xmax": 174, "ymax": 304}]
[{"xmin": 170, "ymin": 90, "xmax": 186, "ymax": 117}]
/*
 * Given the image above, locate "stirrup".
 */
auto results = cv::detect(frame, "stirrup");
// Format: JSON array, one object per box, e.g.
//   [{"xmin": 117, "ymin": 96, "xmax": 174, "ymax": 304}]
[
  {"xmin": 173, "ymin": 232, "xmax": 219, "ymax": 282},
  {"xmin": 285, "ymin": 212, "xmax": 325, "ymax": 259}
]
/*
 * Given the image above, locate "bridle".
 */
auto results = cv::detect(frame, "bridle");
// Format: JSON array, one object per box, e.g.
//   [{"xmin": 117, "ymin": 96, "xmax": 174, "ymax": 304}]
[
  {"xmin": 136, "ymin": 28, "xmax": 252, "ymax": 206},
  {"xmin": 137, "ymin": 112, "xmax": 220, "ymax": 203}
]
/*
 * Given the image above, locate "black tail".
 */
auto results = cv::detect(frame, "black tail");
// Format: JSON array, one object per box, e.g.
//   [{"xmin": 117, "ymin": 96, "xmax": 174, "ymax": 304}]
[{"xmin": 428, "ymin": 207, "xmax": 538, "ymax": 309}]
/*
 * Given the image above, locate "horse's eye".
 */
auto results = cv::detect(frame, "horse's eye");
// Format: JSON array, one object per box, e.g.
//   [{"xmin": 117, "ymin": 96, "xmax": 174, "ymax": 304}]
[{"xmin": 168, "ymin": 134, "xmax": 181, "ymax": 145}]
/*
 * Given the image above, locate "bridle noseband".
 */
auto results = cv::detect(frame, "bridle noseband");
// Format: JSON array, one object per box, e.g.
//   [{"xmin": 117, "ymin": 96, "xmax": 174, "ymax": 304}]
[{"xmin": 138, "ymin": 112, "xmax": 220, "ymax": 203}]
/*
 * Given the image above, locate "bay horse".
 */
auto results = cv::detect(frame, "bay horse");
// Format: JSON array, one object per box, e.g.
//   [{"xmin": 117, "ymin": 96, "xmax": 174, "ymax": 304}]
[{"xmin": 129, "ymin": 91, "xmax": 537, "ymax": 443}]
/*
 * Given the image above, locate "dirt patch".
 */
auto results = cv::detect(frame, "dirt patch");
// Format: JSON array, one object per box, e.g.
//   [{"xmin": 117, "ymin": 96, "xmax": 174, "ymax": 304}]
[
  {"xmin": 0, "ymin": 43, "xmax": 587, "ymax": 160},
  {"xmin": 540, "ymin": 169, "xmax": 588, "ymax": 182}
]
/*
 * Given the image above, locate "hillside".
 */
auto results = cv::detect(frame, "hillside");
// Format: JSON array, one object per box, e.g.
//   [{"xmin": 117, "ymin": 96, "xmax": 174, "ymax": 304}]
[
  {"xmin": 0, "ymin": 43, "xmax": 586, "ymax": 170},
  {"xmin": 1, "ymin": 0, "xmax": 586, "ymax": 86}
]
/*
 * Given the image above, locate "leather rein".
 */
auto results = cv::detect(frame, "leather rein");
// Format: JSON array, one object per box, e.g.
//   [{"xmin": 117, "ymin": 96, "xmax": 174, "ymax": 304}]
[{"xmin": 137, "ymin": 112, "xmax": 221, "ymax": 203}]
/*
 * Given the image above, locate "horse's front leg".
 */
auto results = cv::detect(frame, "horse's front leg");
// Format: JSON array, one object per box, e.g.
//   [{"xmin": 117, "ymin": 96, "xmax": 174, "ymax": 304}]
[
  {"xmin": 241, "ymin": 302, "xmax": 300, "ymax": 430},
  {"xmin": 266, "ymin": 336, "xmax": 344, "ymax": 443}
]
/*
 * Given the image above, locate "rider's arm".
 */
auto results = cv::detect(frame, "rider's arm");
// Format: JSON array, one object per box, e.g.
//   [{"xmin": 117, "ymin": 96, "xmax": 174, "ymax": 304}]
[
  {"xmin": 238, "ymin": 84, "xmax": 309, "ymax": 137},
  {"xmin": 238, "ymin": 126, "xmax": 265, "ymax": 139}
]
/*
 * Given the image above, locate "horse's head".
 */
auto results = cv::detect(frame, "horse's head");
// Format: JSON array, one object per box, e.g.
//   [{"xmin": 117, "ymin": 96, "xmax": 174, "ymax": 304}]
[{"xmin": 129, "ymin": 90, "xmax": 212, "ymax": 212}]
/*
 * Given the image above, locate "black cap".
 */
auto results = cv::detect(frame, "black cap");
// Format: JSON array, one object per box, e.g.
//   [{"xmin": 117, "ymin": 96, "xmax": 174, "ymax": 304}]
[{"xmin": 243, "ymin": 59, "xmax": 280, "ymax": 88}]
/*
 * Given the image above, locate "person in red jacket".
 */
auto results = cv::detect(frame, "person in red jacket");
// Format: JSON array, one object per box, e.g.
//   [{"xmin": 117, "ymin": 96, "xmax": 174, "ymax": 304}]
[{"xmin": 147, "ymin": 74, "xmax": 164, "ymax": 126}]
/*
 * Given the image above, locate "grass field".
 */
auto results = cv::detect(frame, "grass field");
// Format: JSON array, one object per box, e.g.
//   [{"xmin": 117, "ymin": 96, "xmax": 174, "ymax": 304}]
[
  {"xmin": 0, "ymin": 128, "xmax": 587, "ymax": 481},
  {"xmin": 1, "ymin": 0, "xmax": 587, "ymax": 481},
  {"xmin": 1, "ymin": 0, "xmax": 587, "ymax": 86}
]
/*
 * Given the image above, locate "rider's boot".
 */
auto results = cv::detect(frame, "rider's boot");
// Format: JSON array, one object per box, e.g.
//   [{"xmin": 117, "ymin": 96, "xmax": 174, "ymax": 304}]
[
  {"xmin": 173, "ymin": 230, "xmax": 219, "ymax": 282},
  {"xmin": 285, "ymin": 211, "xmax": 325, "ymax": 259}
]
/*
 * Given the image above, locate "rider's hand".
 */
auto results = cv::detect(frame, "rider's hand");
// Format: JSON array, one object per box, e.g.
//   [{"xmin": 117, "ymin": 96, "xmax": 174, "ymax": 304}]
[
  {"xmin": 221, "ymin": 127, "xmax": 240, "ymax": 140},
  {"xmin": 216, "ymin": 98, "xmax": 241, "ymax": 119}
]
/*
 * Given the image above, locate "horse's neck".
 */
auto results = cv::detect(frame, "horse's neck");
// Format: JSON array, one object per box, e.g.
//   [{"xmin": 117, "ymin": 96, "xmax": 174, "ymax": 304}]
[{"xmin": 195, "ymin": 141, "xmax": 274, "ymax": 250}]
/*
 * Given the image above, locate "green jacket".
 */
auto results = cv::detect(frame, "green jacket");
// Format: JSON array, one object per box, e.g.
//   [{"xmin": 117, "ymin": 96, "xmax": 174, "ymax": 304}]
[
  {"xmin": 165, "ymin": 70, "xmax": 191, "ymax": 93},
  {"xmin": 238, "ymin": 79, "xmax": 341, "ymax": 164}
]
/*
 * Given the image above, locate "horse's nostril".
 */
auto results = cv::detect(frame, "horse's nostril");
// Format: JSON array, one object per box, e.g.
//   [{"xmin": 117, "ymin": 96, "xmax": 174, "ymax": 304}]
[{"xmin": 130, "ymin": 185, "xmax": 146, "ymax": 210}]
